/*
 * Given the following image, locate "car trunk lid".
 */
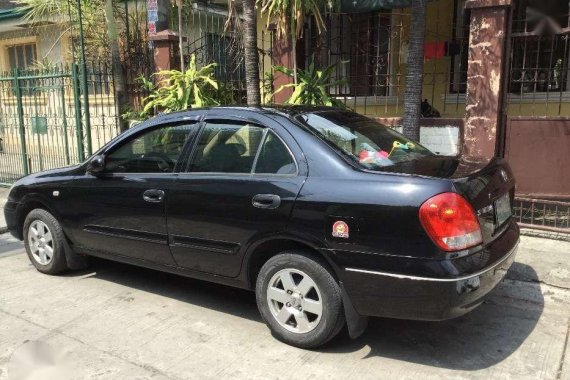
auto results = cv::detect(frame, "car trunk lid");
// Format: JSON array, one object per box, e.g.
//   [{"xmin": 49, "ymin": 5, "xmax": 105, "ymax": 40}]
[{"xmin": 380, "ymin": 156, "xmax": 516, "ymax": 245}]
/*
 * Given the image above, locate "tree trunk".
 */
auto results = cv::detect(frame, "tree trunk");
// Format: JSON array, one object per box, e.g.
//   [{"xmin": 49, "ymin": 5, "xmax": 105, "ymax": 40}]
[
  {"xmin": 177, "ymin": 0, "xmax": 184, "ymax": 72},
  {"xmin": 291, "ymin": 33, "xmax": 298, "ymax": 85},
  {"xmin": 242, "ymin": 0, "xmax": 261, "ymax": 106},
  {"xmin": 402, "ymin": 0, "xmax": 426, "ymax": 142},
  {"xmin": 104, "ymin": 0, "xmax": 130, "ymax": 132}
]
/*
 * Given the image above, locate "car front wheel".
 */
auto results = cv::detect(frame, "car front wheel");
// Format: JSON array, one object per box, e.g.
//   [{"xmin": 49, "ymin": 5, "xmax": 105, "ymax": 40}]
[
  {"xmin": 255, "ymin": 251, "xmax": 345, "ymax": 348},
  {"xmin": 23, "ymin": 209, "xmax": 69, "ymax": 275}
]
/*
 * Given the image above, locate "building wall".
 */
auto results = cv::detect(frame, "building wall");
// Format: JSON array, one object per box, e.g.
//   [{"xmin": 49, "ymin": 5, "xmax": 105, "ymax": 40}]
[
  {"xmin": 505, "ymin": 117, "xmax": 570, "ymax": 199},
  {"xmin": 375, "ymin": 117, "xmax": 463, "ymax": 156},
  {"xmin": 0, "ymin": 25, "xmax": 67, "ymax": 71},
  {"xmin": 342, "ymin": 0, "xmax": 570, "ymax": 119},
  {"xmin": 344, "ymin": 0, "xmax": 464, "ymax": 118}
]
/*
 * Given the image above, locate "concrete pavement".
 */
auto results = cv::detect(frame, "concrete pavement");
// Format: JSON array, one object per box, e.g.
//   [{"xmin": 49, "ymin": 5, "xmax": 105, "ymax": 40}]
[{"xmin": 0, "ymin": 233, "xmax": 568, "ymax": 380}]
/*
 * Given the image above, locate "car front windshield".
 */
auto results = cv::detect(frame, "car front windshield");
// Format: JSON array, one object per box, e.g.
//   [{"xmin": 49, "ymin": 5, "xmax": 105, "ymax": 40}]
[{"xmin": 298, "ymin": 111, "xmax": 434, "ymax": 169}]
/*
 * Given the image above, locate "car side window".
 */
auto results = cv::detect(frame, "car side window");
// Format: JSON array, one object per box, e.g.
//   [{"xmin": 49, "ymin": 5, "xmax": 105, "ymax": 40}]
[
  {"xmin": 254, "ymin": 131, "xmax": 297, "ymax": 175},
  {"xmin": 105, "ymin": 124, "xmax": 194, "ymax": 173},
  {"xmin": 188, "ymin": 122, "xmax": 264, "ymax": 173}
]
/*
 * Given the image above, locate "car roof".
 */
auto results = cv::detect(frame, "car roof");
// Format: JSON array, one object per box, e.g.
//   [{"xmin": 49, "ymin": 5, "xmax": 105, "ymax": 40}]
[{"xmin": 152, "ymin": 105, "xmax": 346, "ymax": 121}]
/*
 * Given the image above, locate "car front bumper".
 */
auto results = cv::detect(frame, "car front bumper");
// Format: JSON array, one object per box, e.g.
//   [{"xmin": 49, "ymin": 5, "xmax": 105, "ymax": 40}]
[
  {"xmin": 341, "ymin": 221, "xmax": 520, "ymax": 321},
  {"xmin": 3, "ymin": 200, "xmax": 20, "ymax": 239}
]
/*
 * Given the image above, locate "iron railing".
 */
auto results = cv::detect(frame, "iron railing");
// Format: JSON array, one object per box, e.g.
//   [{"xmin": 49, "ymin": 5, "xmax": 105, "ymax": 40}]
[
  {"xmin": 513, "ymin": 197, "xmax": 570, "ymax": 233},
  {"xmin": 0, "ymin": 64, "xmax": 123, "ymax": 185},
  {"xmin": 507, "ymin": 13, "xmax": 570, "ymax": 116},
  {"xmin": 505, "ymin": 3, "xmax": 570, "ymax": 116},
  {"xmin": 175, "ymin": 2, "xmax": 275, "ymax": 104},
  {"xmin": 303, "ymin": 4, "xmax": 470, "ymax": 117}
]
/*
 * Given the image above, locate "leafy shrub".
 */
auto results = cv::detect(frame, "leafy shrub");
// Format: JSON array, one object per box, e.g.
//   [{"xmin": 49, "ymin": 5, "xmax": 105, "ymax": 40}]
[
  {"xmin": 273, "ymin": 56, "xmax": 347, "ymax": 108},
  {"xmin": 133, "ymin": 54, "xmax": 219, "ymax": 120}
]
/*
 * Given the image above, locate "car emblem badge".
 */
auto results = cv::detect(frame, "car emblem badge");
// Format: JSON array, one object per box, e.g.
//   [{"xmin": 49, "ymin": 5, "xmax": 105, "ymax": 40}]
[{"xmin": 332, "ymin": 221, "xmax": 349, "ymax": 239}]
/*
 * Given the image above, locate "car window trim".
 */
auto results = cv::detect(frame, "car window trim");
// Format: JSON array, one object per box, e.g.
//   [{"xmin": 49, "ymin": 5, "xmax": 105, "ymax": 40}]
[
  {"xmin": 91, "ymin": 173, "xmax": 185, "ymax": 180},
  {"xmin": 204, "ymin": 110, "xmax": 308, "ymax": 176},
  {"xmin": 173, "ymin": 118, "xmax": 205, "ymax": 173},
  {"xmin": 185, "ymin": 119, "xmax": 265, "ymax": 175},
  {"xmin": 103, "ymin": 120, "xmax": 200, "ymax": 157},
  {"xmin": 252, "ymin": 130, "xmax": 299, "ymax": 176},
  {"xmin": 100, "ymin": 120, "xmax": 201, "ymax": 176},
  {"xmin": 184, "ymin": 118, "xmax": 300, "ymax": 177},
  {"xmin": 295, "ymin": 113, "xmax": 434, "ymax": 171},
  {"xmin": 250, "ymin": 129, "xmax": 269, "ymax": 174},
  {"xmin": 177, "ymin": 172, "xmax": 298, "ymax": 178}
]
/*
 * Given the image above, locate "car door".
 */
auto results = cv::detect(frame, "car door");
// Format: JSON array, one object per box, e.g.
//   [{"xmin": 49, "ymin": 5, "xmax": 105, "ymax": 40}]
[
  {"xmin": 166, "ymin": 112, "xmax": 308, "ymax": 277},
  {"xmin": 67, "ymin": 120, "xmax": 199, "ymax": 265}
]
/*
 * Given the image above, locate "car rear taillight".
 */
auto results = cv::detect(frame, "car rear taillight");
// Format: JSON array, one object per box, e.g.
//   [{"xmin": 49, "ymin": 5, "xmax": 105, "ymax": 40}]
[{"xmin": 419, "ymin": 192, "xmax": 483, "ymax": 251}]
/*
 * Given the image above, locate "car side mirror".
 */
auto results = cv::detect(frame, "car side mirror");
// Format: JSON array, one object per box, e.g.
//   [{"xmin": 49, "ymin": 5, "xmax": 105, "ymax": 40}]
[{"xmin": 87, "ymin": 155, "xmax": 106, "ymax": 175}]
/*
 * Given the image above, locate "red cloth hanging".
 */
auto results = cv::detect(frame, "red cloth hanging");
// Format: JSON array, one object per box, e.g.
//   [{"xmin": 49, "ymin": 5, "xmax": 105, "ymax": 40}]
[{"xmin": 424, "ymin": 42, "xmax": 446, "ymax": 60}]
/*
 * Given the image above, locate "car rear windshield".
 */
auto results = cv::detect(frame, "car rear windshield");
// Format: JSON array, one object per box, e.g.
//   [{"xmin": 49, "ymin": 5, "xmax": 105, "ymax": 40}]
[{"xmin": 298, "ymin": 111, "xmax": 434, "ymax": 169}]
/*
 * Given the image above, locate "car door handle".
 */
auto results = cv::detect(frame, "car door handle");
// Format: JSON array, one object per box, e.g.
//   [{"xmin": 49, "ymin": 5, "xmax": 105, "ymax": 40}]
[
  {"xmin": 252, "ymin": 194, "xmax": 281, "ymax": 209},
  {"xmin": 143, "ymin": 189, "xmax": 165, "ymax": 203}
]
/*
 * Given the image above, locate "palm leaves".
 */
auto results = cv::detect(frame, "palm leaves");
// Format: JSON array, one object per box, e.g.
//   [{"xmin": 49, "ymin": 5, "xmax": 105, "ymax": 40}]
[
  {"xmin": 273, "ymin": 56, "xmax": 346, "ymax": 107},
  {"xmin": 16, "ymin": 0, "xmax": 68, "ymax": 22},
  {"xmin": 258, "ymin": 0, "xmax": 331, "ymax": 40},
  {"xmin": 258, "ymin": 0, "xmax": 336, "ymax": 84},
  {"xmin": 139, "ymin": 55, "xmax": 220, "ymax": 118},
  {"xmin": 15, "ymin": 0, "xmax": 128, "ymax": 61}
]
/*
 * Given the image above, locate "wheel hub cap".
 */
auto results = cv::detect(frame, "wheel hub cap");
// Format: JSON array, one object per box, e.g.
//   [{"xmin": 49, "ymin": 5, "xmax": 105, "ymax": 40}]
[
  {"xmin": 266, "ymin": 268, "xmax": 323, "ymax": 334},
  {"xmin": 290, "ymin": 293, "xmax": 301, "ymax": 308},
  {"xmin": 28, "ymin": 220, "xmax": 54, "ymax": 266}
]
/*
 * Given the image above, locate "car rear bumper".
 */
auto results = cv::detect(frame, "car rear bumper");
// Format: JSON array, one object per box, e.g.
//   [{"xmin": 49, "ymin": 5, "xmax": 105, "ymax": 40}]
[{"xmin": 341, "ymin": 221, "xmax": 519, "ymax": 321}]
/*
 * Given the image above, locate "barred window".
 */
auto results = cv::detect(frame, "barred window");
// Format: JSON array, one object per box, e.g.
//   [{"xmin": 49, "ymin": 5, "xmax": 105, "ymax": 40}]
[
  {"xmin": 7, "ymin": 43, "xmax": 37, "ymax": 70},
  {"xmin": 510, "ymin": 1, "xmax": 570, "ymax": 94},
  {"xmin": 307, "ymin": 12, "xmax": 394, "ymax": 97}
]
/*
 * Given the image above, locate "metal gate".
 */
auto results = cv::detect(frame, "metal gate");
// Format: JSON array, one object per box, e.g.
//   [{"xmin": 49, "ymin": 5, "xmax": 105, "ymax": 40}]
[{"xmin": 0, "ymin": 65, "xmax": 92, "ymax": 186}]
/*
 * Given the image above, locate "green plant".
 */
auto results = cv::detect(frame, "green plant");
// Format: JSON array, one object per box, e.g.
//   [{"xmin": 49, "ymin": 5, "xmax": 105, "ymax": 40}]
[
  {"xmin": 30, "ymin": 58, "xmax": 59, "ymax": 73},
  {"xmin": 258, "ymin": 0, "xmax": 336, "ymax": 84},
  {"xmin": 273, "ymin": 57, "xmax": 347, "ymax": 107},
  {"xmin": 138, "ymin": 55, "xmax": 219, "ymax": 119},
  {"xmin": 214, "ymin": 82, "xmax": 239, "ymax": 105},
  {"xmin": 16, "ymin": 0, "xmax": 123, "ymax": 61}
]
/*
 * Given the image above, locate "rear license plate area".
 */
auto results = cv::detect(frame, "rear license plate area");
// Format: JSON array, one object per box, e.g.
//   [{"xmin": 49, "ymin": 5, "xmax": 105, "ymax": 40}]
[{"xmin": 494, "ymin": 193, "xmax": 511, "ymax": 226}]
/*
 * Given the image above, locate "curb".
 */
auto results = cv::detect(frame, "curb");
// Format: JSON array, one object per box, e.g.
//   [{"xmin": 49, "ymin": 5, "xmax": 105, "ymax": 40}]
[{"xmin": 520, "ymin": 228, "xmax": 570, "ymax": 243}]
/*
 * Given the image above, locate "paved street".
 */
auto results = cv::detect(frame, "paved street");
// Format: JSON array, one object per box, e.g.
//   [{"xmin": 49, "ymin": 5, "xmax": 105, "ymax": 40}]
[{"xmin": 0, "ymin": 233, "xmax": 569, "ymax": 380}]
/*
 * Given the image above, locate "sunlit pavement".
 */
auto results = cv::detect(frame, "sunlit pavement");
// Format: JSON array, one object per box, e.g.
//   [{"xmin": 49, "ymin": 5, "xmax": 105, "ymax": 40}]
[{"xmin": 0, "ymin": 233, "xmax": 569, "ymax": 380}]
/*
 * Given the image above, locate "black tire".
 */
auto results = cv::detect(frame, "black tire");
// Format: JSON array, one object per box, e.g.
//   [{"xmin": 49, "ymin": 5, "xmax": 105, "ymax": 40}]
[
  {"xmin": 23, "ymin": 209, "xmax": 69, "ymax": 275},
  {"xmin": 256, "ymin": 251, "xmax": 345, "ymax": 348}
]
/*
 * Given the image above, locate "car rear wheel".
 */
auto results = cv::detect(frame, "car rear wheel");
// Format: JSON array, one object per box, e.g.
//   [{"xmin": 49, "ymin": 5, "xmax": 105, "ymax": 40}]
[
  {"xmin": 23, "ymin": 209, "xmax": 68, "ymax": 275},
  {"xmin": 255, "ymin": 251, "xmax": 345, "ymax": 348}
]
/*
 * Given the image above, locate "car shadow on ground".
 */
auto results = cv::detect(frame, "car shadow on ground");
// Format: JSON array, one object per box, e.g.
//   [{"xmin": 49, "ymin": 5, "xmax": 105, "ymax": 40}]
[
  {"xmin": 75, "ymin": 258, "xmax": 543, "ymax": 371},
  {"xmin": 72, "ymin": 258, "xmax": 262, "ymax": 322}
]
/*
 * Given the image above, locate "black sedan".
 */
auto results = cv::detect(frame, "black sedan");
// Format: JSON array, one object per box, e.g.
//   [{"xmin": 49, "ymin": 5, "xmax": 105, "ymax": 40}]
[{"xmin": 4, "ymin": 106, "xmax": 519, "ymax": 348}]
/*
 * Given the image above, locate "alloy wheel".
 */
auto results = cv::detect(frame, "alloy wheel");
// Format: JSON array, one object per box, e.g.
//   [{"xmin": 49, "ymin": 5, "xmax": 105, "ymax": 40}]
[
  {"xmin": 28, "ymin": 220, "xmax": 54, "ymax": 266},
  {"xmin": 266, "ymin": 268, "xmax": 323, "ymax": 334}
]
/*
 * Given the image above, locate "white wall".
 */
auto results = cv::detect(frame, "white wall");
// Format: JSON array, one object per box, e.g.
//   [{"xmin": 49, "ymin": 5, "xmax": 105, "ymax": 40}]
[{"xmin": 391, "ymin": 126, "xmax": 460, "ymax": 156}]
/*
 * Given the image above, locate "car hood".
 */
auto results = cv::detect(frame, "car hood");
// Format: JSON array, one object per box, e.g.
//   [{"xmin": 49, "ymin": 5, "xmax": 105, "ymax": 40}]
[
  {"xmin": 34, "ymin": 165, "xmax": 82, "ymax": 178},
  {"xmin": 15, "ymin": 164, "xmax": 83, "ymax": 185}
]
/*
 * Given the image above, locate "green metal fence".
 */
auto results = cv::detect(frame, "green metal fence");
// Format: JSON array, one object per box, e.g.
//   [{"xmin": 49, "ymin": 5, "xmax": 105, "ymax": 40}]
[{"xmin": 0, "ymin": 64, "xmax": 121, "ymax": 186}]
